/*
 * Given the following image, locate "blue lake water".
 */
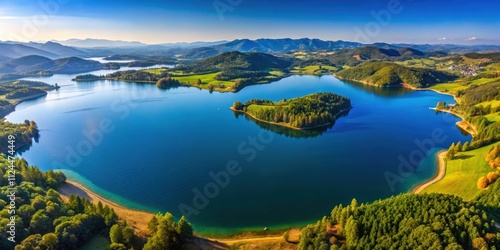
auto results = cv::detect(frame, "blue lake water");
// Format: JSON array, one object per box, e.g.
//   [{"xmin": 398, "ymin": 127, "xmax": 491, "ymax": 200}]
[{"xmin": 6, "ymin": 71, "xmax": 471, "ymax": 234}]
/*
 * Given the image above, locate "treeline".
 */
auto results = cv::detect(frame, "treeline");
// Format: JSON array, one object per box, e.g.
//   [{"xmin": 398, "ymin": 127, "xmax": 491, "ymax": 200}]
[
  {"xmin": 5, "ymin": 88, "xmax": 46, "ymax": 100},
  {"xmin": 234, "ymin": 92, "xmax": 351, "ymax": 129},
  {"xmin": 0, "ymin": 80, "xmax": 58, "ymax": 100},
  {"xmin": 0, "ymin": 156, "xmax": 193, "ymax": 249},
  {"xmin": 0, "ymin": 119, "xmax": 38, "ymax": 153},
  {"xmin": 325, "ymin": 46, "xmax": 426, "ymax": 67},
  {"xmin": 476, "ymin": 145, "xmax": 500, "ymax": 189},
  {"xmin": 175, "ymin": 51, "xmax": 293, "ymax": 74},
  {"xmin": 214, "ymin": 69, "xmax": 270, "ymax": 81},
  {"xmin": 457, "ymin": 81, "xmax": 500, "ymax": 107},
  {"xmin": 73, "ymin": 74, "xmax": 104, "ymax": 81},
  {"xmin": 298, "ymin": 193, "xmax": 500, "ymax": 249},
  {"xmin": 0, "ymin": 157, "xmax": 121, "ymax": 250},
  {"xmin": 156, "ymin": 76, "xmax": 181, "ymax": 89},
  {"xmin": 336, "ymin": 62, "xmax": 457, "ymax": 87},
  {"xmin": 438, "ymin": 81, "xmax": 500, "ymax": 150},
  {"xmin": 0, "ymin": 80, "xmax": 58, "ymax": 118},
  {"xmin": 143, "ymin": 213, "xmax": 192, "ymax": 249},
  {"xmin": 463, "ymin": 52, "xmax": 500, "ymax": 62},
  {"xmin": 105, "ymin": 70, "xmax": 168, "ymax": 82}
]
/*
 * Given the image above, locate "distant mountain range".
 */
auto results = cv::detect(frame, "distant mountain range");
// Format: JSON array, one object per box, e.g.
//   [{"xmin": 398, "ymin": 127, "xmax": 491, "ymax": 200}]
[
  {"xmin": 0, "ymin": 55, "xmax": 102, "ymax": 74},
  {"xmin": 0, "ymin": 41, "xmax": 88, "ymax": 62},
  {"xmin": 181, "ymin": 38, "xmax": 362, "ymax": 58},
  {"xmin": 52, "ymin": 38, "xmax": 227, "ymax": 49},
  {"xmin": 1, "ymin": 38, "xmax": 500, "ymax": 66},
  {"xmin": 53, "ymin": 38, "xmax": 147, "ymax": 48},
  {"xmin": 181, "ymin": 39, "xmax": 500, "ymax": 58}
]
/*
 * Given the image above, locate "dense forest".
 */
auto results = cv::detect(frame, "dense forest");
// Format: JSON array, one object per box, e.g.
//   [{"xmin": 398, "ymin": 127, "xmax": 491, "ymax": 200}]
[
  {"xmin": 298, "ymin": 192, "xmax": 500, "ymax": 249},
  {"xmin": 460, "ymin": 52, "xmax": 500, "ymax": 62},
  {"xmin": 325, "ymin": 46, "xmax": 426, "ymax": 66},
  {"xmin": 0, "ymin": 80, "xmax": 59, "ymax": 118},
  {"xmin": 0, "ymin": 119, "xmax": 38, "ymax": 153},
  {"xmin": 0, "ymin": 156, "xmax": 193, "ymax": 249},
  {"xmin": 0, "ymin": 56, "xmax": 102, "ymax": 75},
  {"xmin": 233, "ymin": 92, "xmax": 351, "ymax": 129},
  {"xmin": 175, "ymin": 51, "xmax": 293, "ymax": 73},
  {"xmin": 336, "ymin": 62, "xmax": 457, "ymax": 87}
]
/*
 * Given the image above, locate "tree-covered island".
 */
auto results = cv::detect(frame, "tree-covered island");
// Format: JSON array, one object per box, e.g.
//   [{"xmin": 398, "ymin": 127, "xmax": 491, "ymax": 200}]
[{"xmin": 231, "ymin": 92, "xmax": 352, "ymax": 130}]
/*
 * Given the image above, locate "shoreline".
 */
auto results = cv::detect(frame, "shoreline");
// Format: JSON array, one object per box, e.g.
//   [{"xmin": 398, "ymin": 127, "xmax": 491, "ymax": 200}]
[
  {"xmin": 429, "ymin": 107, "xmax": 478, "ymax": 137},
  {"xmin": 57, "ymin": 180, "xmax": 298, "ymax": 242},
  {"xmin": 0, "ymin": 92, "xmax": 49, "ymax": 119},
  {"xmin": 411, "ymin": 150, "xmax": 448, "ymax": 194},
  {"xmin": 57, "ymin": 180, "xmax": 155, "ymax": 236},
  {"xmin": 230, "ymin": 106, "xmax": 351, "ymax": 131}
]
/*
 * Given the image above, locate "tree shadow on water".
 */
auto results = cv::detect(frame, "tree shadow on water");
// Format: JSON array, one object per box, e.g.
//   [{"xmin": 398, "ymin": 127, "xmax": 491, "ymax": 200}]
[{"xmin": 233, "ymin": 110, "xmax": 351, "ymax": 139}]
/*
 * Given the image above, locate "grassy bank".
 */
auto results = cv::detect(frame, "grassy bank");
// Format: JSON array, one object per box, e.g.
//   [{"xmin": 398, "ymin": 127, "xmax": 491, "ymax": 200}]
[{"xmin": 421, "ymin": 142, "xmax": 499, "ymax": 200}]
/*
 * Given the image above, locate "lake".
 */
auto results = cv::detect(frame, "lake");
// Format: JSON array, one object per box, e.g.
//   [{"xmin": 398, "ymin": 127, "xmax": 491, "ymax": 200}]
[{"xmin": 6, "ymin": 70, "xmax": 470, "ymax": 235}]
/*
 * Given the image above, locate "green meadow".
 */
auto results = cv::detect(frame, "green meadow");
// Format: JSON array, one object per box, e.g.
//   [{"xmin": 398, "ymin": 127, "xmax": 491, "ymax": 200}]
[{"xmin": 422, "ymin": 142, "xmax": 499, "ymax": 200}]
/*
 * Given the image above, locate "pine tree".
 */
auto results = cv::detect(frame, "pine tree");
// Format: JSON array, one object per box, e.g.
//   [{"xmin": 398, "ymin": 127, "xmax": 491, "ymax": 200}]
[
  {"xmin": 447, "ymin": 143, "xmax": 456, "ymax": 160},
  {"xmin": 462, "ymin": 141, "xmax": 470, "ymax": 152},
  {"xmin": 109, "ymin": 224, "xmax": 124, "ymax": 244}
]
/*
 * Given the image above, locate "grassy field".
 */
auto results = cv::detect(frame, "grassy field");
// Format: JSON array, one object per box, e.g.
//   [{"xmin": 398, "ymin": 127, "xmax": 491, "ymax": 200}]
[
  {"xmin": 291, "ymin": 65, "xmax": 337, "ymax": 75},
  {"xmin": 143, "ymin": 68, "xmax": 167, "ymax": 74},
  {"xmin": 430, "ymin": 77, "xmax": 500, "ymax": 94},
  {"xmin": 485, "ymin": 113, "xmax": 500, "ymax": 122},
  {"xmin": 171, "ymin": 72, "xmax": 235, "ymax": 92},
  {"xmin": 398, "ymin": 58, "xmax": 437, "ymax": 68},
  {"xmin": 422, "ymin": 142, "xmax": 499, "ymax": 200},
  {"xmin": 170, "ymin": 71, "xmax": 286, "ymax": 92},
  {"xmin": 476, "ymin": 99, "xmax": 500, "ymax": 108}
]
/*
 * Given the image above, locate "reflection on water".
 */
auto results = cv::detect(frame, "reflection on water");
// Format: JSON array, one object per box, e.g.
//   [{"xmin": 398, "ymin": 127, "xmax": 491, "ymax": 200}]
[
  {"xmin": 341, "ymin": 79, "xmax": 414, "ymax": 97},
  {"xmin": 234, "ymin": 109, "xmax": 351, "ymax": 139}
]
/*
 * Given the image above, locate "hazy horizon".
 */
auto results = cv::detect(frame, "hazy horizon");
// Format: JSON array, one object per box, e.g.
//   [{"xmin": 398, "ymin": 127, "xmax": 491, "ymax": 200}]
[{"xmin": 1, "ymin": 0, "xmax": 499, "ymax": 45}]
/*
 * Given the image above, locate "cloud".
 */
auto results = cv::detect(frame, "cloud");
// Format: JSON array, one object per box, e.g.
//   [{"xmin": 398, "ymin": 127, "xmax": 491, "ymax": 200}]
[
  {"xmin": 438, "ymin": 37, "xmax": 446, "ymax": 41},
  {"xmin": 465, "ymin": 37, "xmax": 477, "ymax": 41}
]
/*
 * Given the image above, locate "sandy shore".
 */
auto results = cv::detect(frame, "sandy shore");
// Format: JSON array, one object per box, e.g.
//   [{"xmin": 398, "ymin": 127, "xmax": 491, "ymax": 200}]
[
  {"xmin": 58, "ymin": 180, "xmax": 154, "ymax": 236},
  {"xmin": 57, "ymin": 180, "xmax": 290, "ymax": 248},
  {"xmin": 411, "ymin": 150, "xmax": 447, "ymax": 194}
]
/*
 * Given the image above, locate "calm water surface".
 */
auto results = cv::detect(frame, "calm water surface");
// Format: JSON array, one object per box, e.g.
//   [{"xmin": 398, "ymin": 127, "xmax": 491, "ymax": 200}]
[{"xmin": 6, "ymin": 70, "xmax": 470, "ymax": 234}]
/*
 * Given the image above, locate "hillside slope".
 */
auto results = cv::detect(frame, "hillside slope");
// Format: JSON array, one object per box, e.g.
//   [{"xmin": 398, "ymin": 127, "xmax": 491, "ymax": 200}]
[{"xmin": 336, "ymin": 62, "xmax": 457, "ymax": 87}]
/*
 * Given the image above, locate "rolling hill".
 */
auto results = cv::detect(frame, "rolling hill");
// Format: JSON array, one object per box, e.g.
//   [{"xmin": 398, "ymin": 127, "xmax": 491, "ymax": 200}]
[
  {"xmin": 27, "ymin": 41, "xmax": 88, "ymax": 57},
  {"xmin": 0, "ymin": 43, "xmax": 58, "ymax": 59},
  {"xmin": 335, "ymin": 61, "xmax": 457, "ymax": 87},
  {"xmin": 0, "ymin": 56, "xmax": 102, "ymax": 74},
  {"xmin": 326, "ymin": 46, "xmax": 427, "ymax": 66},
  {"xmin": 181, "ymin": 38, "xmax": 363, "ymax": 58},
  {"xmin": 176, "ymin": 51, "xmax": 293, "ymax": 73},
  {"xmin": 0, "ymin": 41, "xmax": 88, "ymax": 62}
]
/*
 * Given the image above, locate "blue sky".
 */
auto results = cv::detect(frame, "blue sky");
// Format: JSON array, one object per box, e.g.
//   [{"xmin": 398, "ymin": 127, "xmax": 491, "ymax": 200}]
[{"xmin": 1, "ymin": 0, "xmax": 499, "ymax": 44}]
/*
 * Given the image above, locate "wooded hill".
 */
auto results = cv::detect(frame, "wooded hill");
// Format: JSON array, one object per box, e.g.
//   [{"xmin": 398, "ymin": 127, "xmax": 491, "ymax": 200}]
[
  {"xmin": 325, "ymin": 46, "xmax": 427, "ymax": 67},
  {"xmin": 0, "ymin": 55, "xmax": 102, "ymax": 74},
  {"xmin": 175, "ymin": 51, "xmax": 293, "ymax": 73},
  {"xmin": 336, "ymin": 62, "xmax": 457, "ymax": 87}
]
